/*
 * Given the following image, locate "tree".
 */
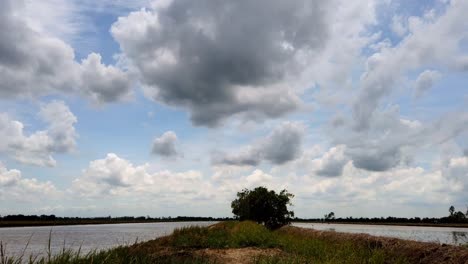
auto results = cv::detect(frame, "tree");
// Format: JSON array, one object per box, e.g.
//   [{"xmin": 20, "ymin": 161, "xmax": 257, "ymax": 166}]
[
  {"xmin": 453, "ymin": 211, "xmax": 466, "ymax": 220},
  {"xmin": 449, "ymin": 205, "xmax": 455, "ymax": 216},
  {"xmin": 231, "ymin": 186, "xmax": 294, "ymax": 230},
  {"xmin": 324, "ymin": 212, "xmax": 335, "ymax": 221}
]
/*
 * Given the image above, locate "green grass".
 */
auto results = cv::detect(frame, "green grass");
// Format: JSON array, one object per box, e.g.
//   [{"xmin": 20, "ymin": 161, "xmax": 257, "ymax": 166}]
[
  {"xmin": 169, "ymin": 221, "xmax": 277, "ymax": 249},
  {"xmin": 1, "ymin": 221, "xmax": 412, "ymax": 264},
  {"xmin": 168, "ymin": 221, "xmax": 410, "ymax": 263}
]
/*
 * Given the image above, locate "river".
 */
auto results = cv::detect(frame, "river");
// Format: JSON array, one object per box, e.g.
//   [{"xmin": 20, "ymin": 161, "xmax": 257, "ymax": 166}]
[
  {"xmin": 292, "ymin": 222, "xmax": 468, "ymax": 245},
  {"xmin": 1, "ymin": 221, "xmax": 467, "ymax": 259},
  {"xmin": 0, "ymin": 221, "xmax": 215, "ymax": 258}
]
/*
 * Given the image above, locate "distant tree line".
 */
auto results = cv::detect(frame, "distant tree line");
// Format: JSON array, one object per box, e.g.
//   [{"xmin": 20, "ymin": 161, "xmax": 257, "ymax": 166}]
[
  {"xmin": 1, "ymin": 205, "xmax": 466, "ymax": 227},
  {"xmin": 295, "ymin": 205, "xmax": 468, "ymax": 224},
  {"xmin": 0, "ymin": 215, "xmax": 233, "ymax": 225}
]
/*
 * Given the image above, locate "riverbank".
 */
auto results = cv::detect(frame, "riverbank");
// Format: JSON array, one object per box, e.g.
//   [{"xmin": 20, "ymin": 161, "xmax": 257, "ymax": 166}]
[
  {"xmin": 2, "ymin": 221, "xmax": 468, "ymax": 264},
  {"xmin": 293, "ymin": 221, "xmax": 468, "ymax": 228},
  {"xmin": 0, "ymin": 219, "xmax": 225, "ymax": 228}
]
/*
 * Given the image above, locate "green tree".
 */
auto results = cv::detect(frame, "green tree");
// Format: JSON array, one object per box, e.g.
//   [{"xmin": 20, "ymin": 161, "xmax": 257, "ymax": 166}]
[
  {"xmin": 449, "ymin": 205, "xmax": 455, "ymax": 216},
  {"xmin": 231, "ymin": 186, "xmax": 294, "ymax": 230}
]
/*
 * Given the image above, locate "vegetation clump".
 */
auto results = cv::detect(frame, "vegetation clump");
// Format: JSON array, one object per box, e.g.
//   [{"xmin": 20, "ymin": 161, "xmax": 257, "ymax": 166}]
[{"xmin": 231, "ymin": 187, "xmax": 294, "ymax": 230}]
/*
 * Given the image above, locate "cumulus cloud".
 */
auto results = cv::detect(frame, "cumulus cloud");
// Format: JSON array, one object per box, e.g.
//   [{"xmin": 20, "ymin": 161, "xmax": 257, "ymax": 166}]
[
  {"xmin": 213, "ymin": 160, "xmax": 459, "ymax": 217},
  {"xmin": 0, "ymin": 162, "xmax": 60, "ymax": 202},
  {"xmin": 0, "ymin": 101, "xmax": 77, "ymax": 167},
  {"xmin": 414, "ymin": 70, "xmax": 442, "ymax": 98},
  {"xmin": 0, "ymin": 0, "xmax": 132, "ymax": 104},
  {"xmin": 38, "ymin": 100, "xmax": 78, "ymax": 153},
  {"xmin": 314, "ymin": 145, "xmax": 349, "ymax": 177},
  {"xmin": 151, "ymin": 131, "xmax": 179, "ymax": 158},
  {"xmin": 296, "ymin": 164, "xmax": 457, "ymax": 212},
  {"xmin": 330, "ymin": 108, "xmax": 418, "ymax": 171},
  {"xmin": 443, "ymin": 156, "xmax": 468, "ymax": 194},
  {"xmin": 391, "ymin": 15, "xmax": 408, "ymax": 37},
  {"xmin": 65, "ymin": 151, "xmax": 464, "ymax": 217},
  {"xmin": 71, "ymin": 153, "xmax": 214, "ymax": 200},
  {"xmin": 213, "ymin": 122, "xmax": 305, "ymax": 166},
  {"xmin": 214, "ymin": 168, "xmax": 280, "ymax": 194},
  {"xmin": 329, "ymin": 106, "xmax": 468, "ymax": 172},
  {"xmin": 0, "ymin": 163, "xmax": 21, "ymax": 187},
  {"xmin": 111, "ymin": 0, "xmax": 334, "ymax": 126},
  {"xmin": 352, "ymin": 0, "xmax": 468, "ymax": 130},
  {"xmin": 79, "ymin": 53, "xmax": 133, "ymax": 103}
]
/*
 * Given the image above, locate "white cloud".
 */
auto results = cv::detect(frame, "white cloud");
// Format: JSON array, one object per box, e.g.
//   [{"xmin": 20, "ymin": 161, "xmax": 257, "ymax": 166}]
[
  {"xmin": 71, "ymin": 153, "xmax": 215, "ymax": 202},
  {"xmin": 0, "ymin": 101, "xmax": 77, "ymax": 167},
  {"xmin": 0, "ymin": 163, "xmax": 21, "ymax": 187},
  {"xmin": 391, "ymin": 15, "xmax": 408, "ymax": 37},
  {"xmin": 353, "ymin": 0, "xmax": 468, "ymax": 130},
  {"xmin": 314, "ymin": 145, "xmax": 349, "ymax": 177},
  {"xmin": 414, "ymin": 70, "xmax": 442, "ymax": 97},
  {"xmin": 0, "ymin": 162, "xmax": 61, "ymax": 203},
  {"xmin": 0, "ymin": 0, "xmax": 132, "ymax": 104},
  {"xmin": 290, "ymin": 161, "xmax": 459, "ymax": 217},
  {"xmin": 211, "ymin": 160, "xmax": 460, "ymax": 217},
  {"xmin": 443, "ymin": 156, "xmax": 468, "ymax": 195}
]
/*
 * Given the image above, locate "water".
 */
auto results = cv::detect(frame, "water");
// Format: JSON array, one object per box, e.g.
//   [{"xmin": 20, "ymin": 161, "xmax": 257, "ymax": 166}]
[
  {"xmin": 0, "ymin": 221, "xmax": 216, "ymax": 258},
  {"xmin": 2, "ymin": 222, "xmax": 467, "ymax": 259},
  {"xmin": 292, "ymin": 222, "xmax": 468, "ymax": 245}
]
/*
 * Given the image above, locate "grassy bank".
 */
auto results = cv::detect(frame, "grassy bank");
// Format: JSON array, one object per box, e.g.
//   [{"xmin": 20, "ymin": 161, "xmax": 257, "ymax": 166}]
[{"xmin": 2, "ymin": 221, "xmax": 468, "ymax": 264}]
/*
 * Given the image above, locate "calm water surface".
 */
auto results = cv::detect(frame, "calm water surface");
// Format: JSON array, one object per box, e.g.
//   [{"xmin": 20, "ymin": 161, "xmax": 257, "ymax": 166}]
[
  {"xmin": 293, "ymin": 222, "xmax": 468, "ymax": 245},
  {"xmin": 0, "ymin": 222, "xmax": 216, "ymax": 258}
]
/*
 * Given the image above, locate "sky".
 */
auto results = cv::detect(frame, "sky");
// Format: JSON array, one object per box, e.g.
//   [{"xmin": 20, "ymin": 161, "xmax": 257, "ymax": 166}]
[{"xmin": 0, "ymin": 0, "xmax": 467, "ymax": 219}]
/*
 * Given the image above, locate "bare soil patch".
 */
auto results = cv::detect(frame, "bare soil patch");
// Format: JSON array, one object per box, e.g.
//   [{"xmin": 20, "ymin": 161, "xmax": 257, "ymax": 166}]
[{"xmin": 195, "ymin": 247, "xmax": 282, "ymax": 264}]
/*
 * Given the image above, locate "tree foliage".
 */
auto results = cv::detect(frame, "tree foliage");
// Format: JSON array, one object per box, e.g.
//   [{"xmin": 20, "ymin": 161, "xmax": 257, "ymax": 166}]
[
  {"xmin": 231, "ymin": 186, "xmax": 294, "ymax": 230},
  {"xmin": 324, "ymin": 212, "xmax": 335, "ymax": 221},
  {"xmin": 448, "ymin": 205, "xmax": 466, "ymax": 221},
  {"xmin": 449, "ymin": 205, "xmax": 455, "ymax": 216}
]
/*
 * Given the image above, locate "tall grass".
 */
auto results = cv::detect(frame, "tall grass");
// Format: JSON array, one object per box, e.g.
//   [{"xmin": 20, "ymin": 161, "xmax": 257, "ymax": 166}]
[
  {"xmin": 0, "ymin": 234, "xmax": 212, "ymax": 264},
  {"xmin": 0, "ymin": 243, "xmax": 213, "ymax": 264}
]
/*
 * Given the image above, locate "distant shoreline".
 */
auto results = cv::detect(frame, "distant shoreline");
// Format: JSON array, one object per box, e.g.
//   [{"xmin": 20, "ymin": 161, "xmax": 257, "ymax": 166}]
[
  {"xmin": 1, "ymin": 220, "xmax": 468, "ymax": 229},
  {"xmin": 0, "ymin": 219, "xmax": 221, "ymax": 228},
  {"xmin": 292, "ymin": 221, "xmax": 468, "ymax": 228}
]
